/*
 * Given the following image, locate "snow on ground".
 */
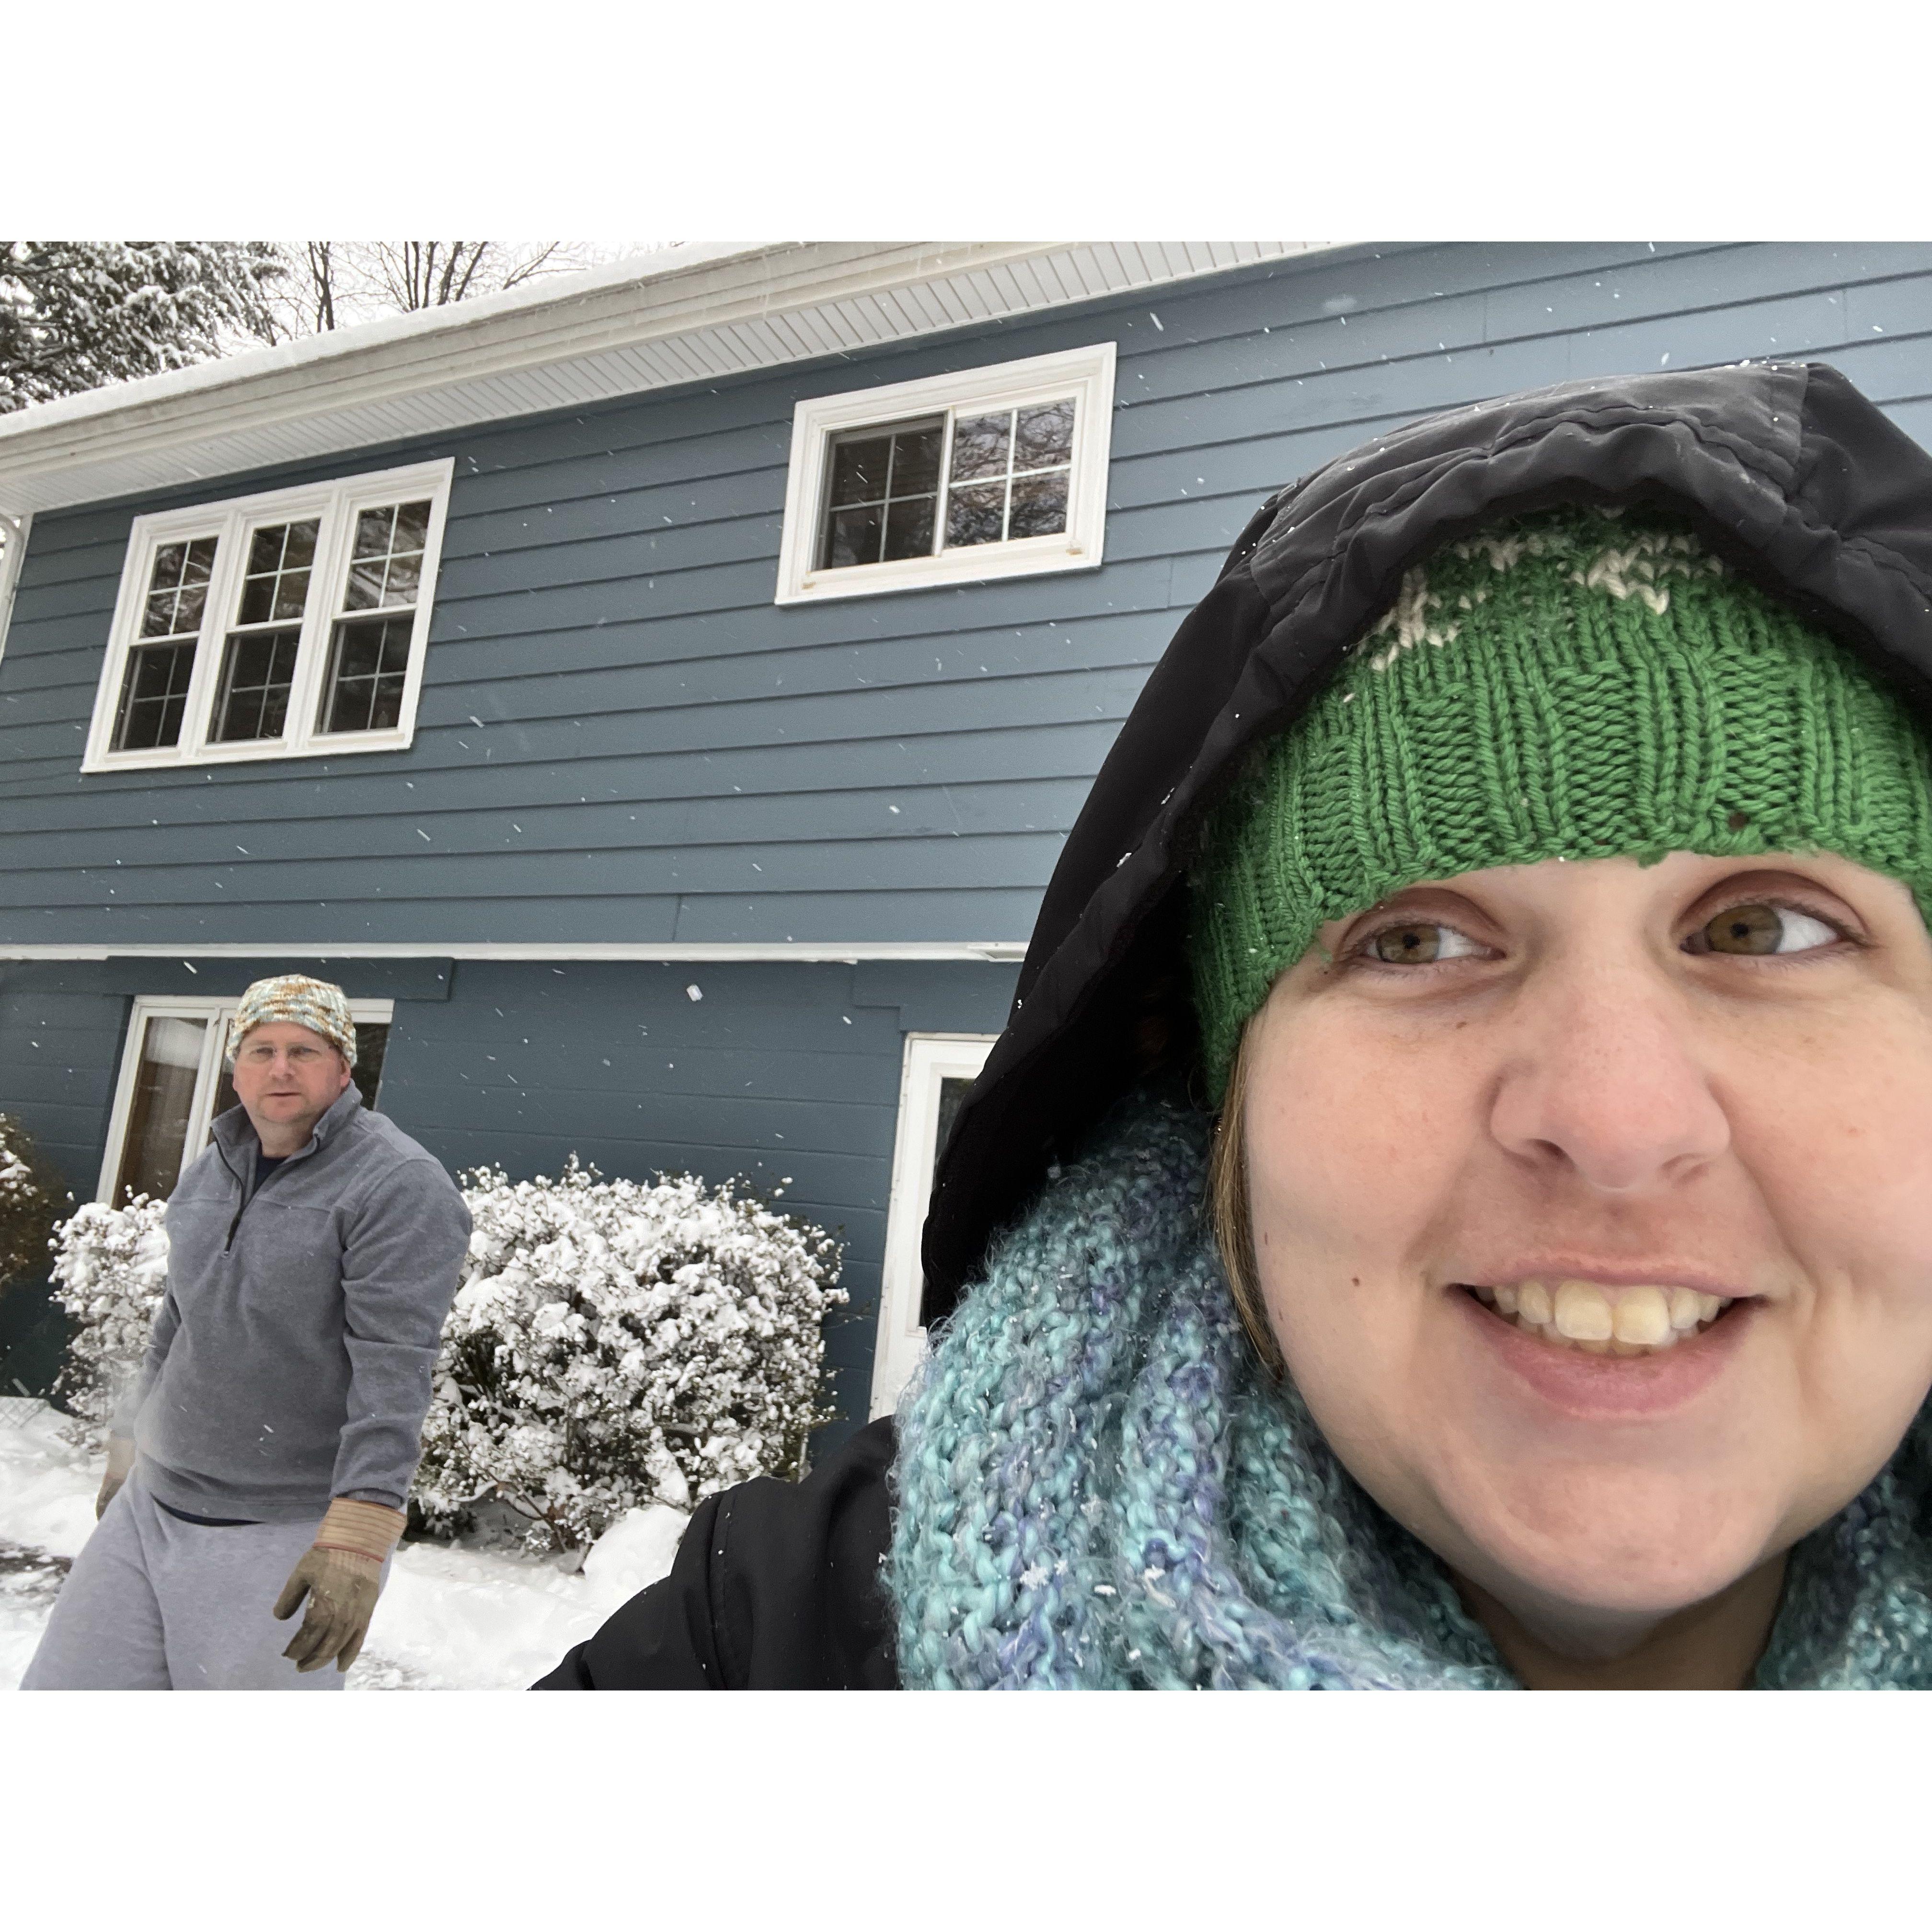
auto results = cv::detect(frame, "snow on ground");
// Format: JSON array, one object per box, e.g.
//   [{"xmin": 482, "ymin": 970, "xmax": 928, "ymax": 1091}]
[{"xmin": 0, "ymin": 1398, "xmax": 687, "ymax": 1691}]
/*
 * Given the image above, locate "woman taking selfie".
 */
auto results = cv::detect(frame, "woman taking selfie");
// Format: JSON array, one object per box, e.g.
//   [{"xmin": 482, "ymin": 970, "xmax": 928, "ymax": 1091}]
[{"xmin": 539, "ymin": 358, "xmax": 1932, "ymax": 1690}]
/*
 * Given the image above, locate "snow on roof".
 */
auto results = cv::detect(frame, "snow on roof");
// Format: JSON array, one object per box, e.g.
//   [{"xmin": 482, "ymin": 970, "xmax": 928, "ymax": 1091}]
[{"xmin": 0, "ymin": 242, "xmax": 1331, "ymax": 517}]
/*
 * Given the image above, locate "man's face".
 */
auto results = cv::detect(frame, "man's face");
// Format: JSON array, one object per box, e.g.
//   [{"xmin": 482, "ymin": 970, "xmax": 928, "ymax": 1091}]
[{"xmin": 230, "ymin": 1021, "xmax": 353, "ymax": 1147}]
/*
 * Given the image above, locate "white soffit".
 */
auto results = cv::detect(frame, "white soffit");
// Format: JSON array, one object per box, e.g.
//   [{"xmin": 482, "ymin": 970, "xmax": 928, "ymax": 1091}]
[{"xmin": 0, "ymin": 241, "xmax": 1338, "ymax": 517}]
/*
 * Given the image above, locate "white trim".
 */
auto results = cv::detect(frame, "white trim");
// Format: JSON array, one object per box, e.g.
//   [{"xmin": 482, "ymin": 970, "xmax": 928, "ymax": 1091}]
[
  {"xmin": 96, "ymin": 993, "xmax": 394, "ymax": 1204},
  {"xmin": 774, "ymin": 344, "xmax": 1115, "ymax": 605},
  {"xmin": 869, "ymin": 1032, "xmax": 998, "ymax": 1420},
  {"xmin": 0, "ymin": 940, "xmax": 1029, "ymax": 963},
  {"xmin": 81, "ymin": 460, "xmax": 453, "ymax": 774},
  {"xmin": 0, "ymin": 510, "xmax": 28, "ymax": 670},
  {"xmin": 0, "ymin": 244, "xmax": 1340, "ymax": 518}
]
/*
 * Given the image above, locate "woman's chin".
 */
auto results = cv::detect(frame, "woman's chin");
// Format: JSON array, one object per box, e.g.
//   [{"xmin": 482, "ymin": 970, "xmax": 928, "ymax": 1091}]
[{"xmin": 1431, "ymin": 1466, "xmax": 1782, "ymax": 1628}]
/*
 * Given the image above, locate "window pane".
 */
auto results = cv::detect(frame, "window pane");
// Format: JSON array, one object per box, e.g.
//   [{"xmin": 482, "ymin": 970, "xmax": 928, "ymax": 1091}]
[
  {"xmin": 392, "ymin": 501, "xmax": 431, "ymax": 553},
  {"xmin": 1015, "ymin": 399, "xmax": 1076, "ymax": 472},
  {"xmin": 211, "ymin": 629, "xmax": 300, "ymax": 742},
  {"xmin": 237, "ymin": 519, "xmax": 320, "ymax": 627},
  {"xmin": 1006, "ymin": 471, "xmax": 1070, "ymax": 540},
  {"xmin": 112, "ymin": 640, "xmax": 198, "ymax": 752},
  {"xmin": 882, "ymin": 494, "xmax": 935, "ymax": 562},
  {"xmin": 949, "ymin": 411, "xmax": 1012, "ymax": 483},
  {"xmin": 828, "ymin": 436, "xmax": 892, "ymax": 509},
  {"xmin": 140, "ymin": 535, "xmax": 217, "ymax": 639},
  {"xmin": 354, "ymin": 505, "xmax": 397, "ymax": 560},
  {"xmin": 114, "ymin": 1015, "xmax": 209, "ymax": 1204},
  {"xmin": 344, "ymin": 502, "xmax": 429, "ymax": 610},
  {"xmin": 822, "ymin": 503, "xmax": 885, "ymax": 570},
  {"xmin": 319, "ymin": 615, "xmax": 413, "ymax": 735},
  {"xmin": 944, "ymin": 481, "xmax": 1006, "ymax": 550},
  {"xmin": 350, "ymin": 1024, "xmax": 389, "ymax": 1110},
  {"xmin": 379, "ymin": 551, "xmax": 422, "ymax": 607},
  {"xmin": 821, "ymin": 423, "xmax": 948, "ymax": 570},
  {"xmin": 887, "ymin": 426, "xmax": 943, "ymax": 498},
  {"xmin": 344, "ymin": 559, "xmax": 385, "ymax": 611}
]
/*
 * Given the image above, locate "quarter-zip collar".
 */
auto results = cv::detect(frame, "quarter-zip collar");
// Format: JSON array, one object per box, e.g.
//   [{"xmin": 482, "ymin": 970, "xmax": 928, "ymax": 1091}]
[
  {"xmin": 210, "ymin": 1080, "xmax": 363, "ymax": 1165},
  {"xmin": 211, "ymin": 1083, "xmax": 364, "ymax": 1250}
]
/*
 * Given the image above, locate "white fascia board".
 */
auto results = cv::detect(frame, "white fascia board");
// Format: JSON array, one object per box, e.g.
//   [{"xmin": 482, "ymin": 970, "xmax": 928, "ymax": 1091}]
[
  {"xmin": 0, "ymin": 242, "xmax": 1341, "ymax": 518},
  {"xmin": 0, "ymin": 941, "xmax": 1030, "ymax": 963}
]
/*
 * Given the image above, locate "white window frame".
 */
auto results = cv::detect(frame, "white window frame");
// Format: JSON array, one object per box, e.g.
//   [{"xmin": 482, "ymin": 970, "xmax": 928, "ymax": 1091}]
[
  {"xmin": 775, "ymin": 344, "xmax": 1115, "ymax": 606},
  {"xmin": 869, "ymin": 1032, "xmax": 998, "ymax": 1419},
  {"xmin": 0, "ymin": 510, "xmax": 30, "ymax": 670},
  {"xmin": 96, "ymin": 994, "xmax": 395, "ymax": 1203},
  {"xmin": 81, "ymin": 459, "xmax": 454, "ymax": 773}
]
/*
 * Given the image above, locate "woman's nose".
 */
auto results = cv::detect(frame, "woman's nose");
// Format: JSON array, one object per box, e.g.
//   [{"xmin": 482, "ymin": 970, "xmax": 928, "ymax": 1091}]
[{"xmin": 1486, "ymin": 965, "xmax": 1731, "ymax": 1194}]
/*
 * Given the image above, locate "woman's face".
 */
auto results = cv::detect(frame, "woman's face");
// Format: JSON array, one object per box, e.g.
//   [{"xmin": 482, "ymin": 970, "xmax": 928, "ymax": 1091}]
[{"xmin": 1242, "ymin": 850, "xmax": 1932, "ymax": 1650}]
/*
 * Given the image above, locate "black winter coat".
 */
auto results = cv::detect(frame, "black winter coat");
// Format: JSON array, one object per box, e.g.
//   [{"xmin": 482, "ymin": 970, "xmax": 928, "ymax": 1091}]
[
  {"xmin": 533, "ymin": 1419, "xmax": 897, "ymax": 1689},
  {"xmin": 534, "ymin": 361, "xmax": 1932, "ymax": 1690}
]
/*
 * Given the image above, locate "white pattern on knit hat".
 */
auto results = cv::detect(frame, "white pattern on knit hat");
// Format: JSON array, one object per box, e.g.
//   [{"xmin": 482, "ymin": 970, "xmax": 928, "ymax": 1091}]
[{"xmin": 225, "ymin": 974, "xmax": 357, "ymax": 1067}]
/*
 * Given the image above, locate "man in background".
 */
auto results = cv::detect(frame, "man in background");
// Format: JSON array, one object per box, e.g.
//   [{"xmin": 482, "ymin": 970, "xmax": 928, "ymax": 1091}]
[{"xmin": 23, "ymin": 975, "xmax": 471, "ymax": 1689}]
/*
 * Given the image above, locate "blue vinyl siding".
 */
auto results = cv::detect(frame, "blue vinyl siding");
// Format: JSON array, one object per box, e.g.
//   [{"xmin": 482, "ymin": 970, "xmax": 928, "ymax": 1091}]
[{"xmin": 10, "ymin": 242, "xmax": 1932, "ymax": 948}]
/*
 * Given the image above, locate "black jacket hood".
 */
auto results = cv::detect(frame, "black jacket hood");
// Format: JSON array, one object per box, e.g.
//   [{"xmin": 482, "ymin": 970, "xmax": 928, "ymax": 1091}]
[{"xmin": 922, "ymin": 360, "xmax": 1932, "ymax": 1323}]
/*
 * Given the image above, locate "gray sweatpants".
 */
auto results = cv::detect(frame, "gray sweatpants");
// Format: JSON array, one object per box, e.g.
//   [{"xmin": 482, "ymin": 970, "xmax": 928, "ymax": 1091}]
[{"xmin": 22, "ymin": 1466, "xmax": 358, "ymax": 1691}]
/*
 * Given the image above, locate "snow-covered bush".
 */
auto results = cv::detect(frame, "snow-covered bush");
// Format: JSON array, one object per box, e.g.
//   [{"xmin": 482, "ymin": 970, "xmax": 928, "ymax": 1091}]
[
  {"xmin": 416, "ymin": 1160, "xmax": 844, "ymax": 1554},
  {"xmin": 0, "ymin": 1114, "xmax": 70, "ymax": 1295},
  {"xmin": 47, "ymin": 1195, "xmax": 170, "ymax": 1450},
  {"xmin": 46, "ymin": 1159, "xmax": 847, "ymax": 1555}
]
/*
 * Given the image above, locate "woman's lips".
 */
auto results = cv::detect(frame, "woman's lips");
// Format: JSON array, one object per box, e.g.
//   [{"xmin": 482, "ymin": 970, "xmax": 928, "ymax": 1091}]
[{"xmin": 1455, "ymin": 1284, "xmax": 1755, "ymax": 1416}]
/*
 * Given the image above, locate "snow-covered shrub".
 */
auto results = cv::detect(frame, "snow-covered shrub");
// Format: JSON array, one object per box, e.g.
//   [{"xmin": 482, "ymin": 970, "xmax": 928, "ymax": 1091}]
[
  {"xmin": 45, "ymin": 1158, "xmax": 849, "ymax": 1555},
  {"xmin": 0, "ymin": 1113, "xmax": 70, "ymax": 1295},
  {"xmin": 414, "ymin": 1159, "xmax": 845, "ymax": 1554},
  {"xmin": 47, "ymin": 1195, "xmax": 170, "ymax": 1450}
]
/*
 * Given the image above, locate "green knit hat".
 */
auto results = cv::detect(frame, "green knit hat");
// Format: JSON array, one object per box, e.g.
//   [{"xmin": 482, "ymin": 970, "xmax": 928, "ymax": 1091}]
[{"xmin": 1188, "ymin": 503, "xmax": 1932, "ymax": 1099}]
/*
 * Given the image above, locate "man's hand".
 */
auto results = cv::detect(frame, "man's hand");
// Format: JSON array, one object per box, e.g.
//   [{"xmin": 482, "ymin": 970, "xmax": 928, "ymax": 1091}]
[
  {"xmin": 272, "ymin": 1498, "xmax": 404, "ymax": 1674},
  {"xmin": 96, "ymin": 1436, "xmax": 135, "ymax": 1519}
]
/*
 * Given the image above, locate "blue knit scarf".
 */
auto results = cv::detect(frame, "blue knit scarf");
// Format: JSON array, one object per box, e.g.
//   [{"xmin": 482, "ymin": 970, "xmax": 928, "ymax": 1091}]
[{"xmin": 887, "ymin": 1094, "xmax": 1932, "ymax": 1689}]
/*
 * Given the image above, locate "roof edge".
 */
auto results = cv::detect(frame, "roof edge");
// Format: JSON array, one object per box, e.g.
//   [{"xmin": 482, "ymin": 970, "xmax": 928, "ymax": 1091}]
[{"xmin": 0, "ymin": 242, "xmax": 1340, "ymax": 516}]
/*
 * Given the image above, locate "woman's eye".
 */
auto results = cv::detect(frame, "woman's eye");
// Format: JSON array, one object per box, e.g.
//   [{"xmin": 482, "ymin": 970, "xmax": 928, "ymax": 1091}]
[
  {"xmin": 1695, "ymin": 901, "xmax": 1841, "ymax": 956},
  {"xmin": 1367, "ymin": 921, "xmax": 1484, "ymax": 965}
]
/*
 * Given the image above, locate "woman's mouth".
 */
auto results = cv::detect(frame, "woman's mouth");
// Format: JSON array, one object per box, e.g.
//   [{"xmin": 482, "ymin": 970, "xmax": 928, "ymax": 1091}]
[{"xmin": 1463, "ymin": 1280, "xmax": 1734, "ymax": 1357}]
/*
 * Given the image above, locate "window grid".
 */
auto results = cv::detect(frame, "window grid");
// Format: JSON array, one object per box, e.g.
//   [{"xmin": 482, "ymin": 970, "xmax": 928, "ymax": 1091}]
[
  {"xmin": 320, "ymin": 614, "xmax": 414, "ymax": 736},
  {"xmin": 112, "ymin": 536, "xmax": 218, "ymax": 752},
  {"xmin": 85, "ymin": 462, "xmax": 452, "ymax": 771},
  {"xmin": 318, "ymin": 498, "xmax": 431, "ymax": 737},
  {"xmin": 816, "ymin": 396, "xmax": 1078, "ymax": 575}
]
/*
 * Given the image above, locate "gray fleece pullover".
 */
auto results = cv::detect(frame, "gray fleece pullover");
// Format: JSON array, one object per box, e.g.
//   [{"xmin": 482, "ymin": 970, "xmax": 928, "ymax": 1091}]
[{"xmin": 113, "ymin": 1085, "xmax": 472, "ymax": 1524}]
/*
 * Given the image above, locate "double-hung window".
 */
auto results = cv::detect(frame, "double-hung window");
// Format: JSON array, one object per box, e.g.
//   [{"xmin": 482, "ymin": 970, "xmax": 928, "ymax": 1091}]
[
  {"xmin": 99, "ymin": 995, "xmax": 392, "ymax": 1205},
  {"xmin": 83, "ymin": 459, "xmax": 453, "ymax": 771},
  {"xmin": 775, "ymin": 345, "xmax": 1114, "ymax": 604}
]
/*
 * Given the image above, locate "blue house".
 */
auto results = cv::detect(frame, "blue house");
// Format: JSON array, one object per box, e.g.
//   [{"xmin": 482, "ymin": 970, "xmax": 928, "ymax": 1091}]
[{"xmin": 4, "ymin": 239, "xmax": 1930, "ymax": 1449}]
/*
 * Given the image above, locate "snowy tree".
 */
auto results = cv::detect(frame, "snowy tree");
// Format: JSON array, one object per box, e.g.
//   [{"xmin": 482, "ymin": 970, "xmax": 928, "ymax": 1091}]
[
  {"xmin": 46, "ymin": 1194, "xmax": 169, "ymax": 1448},
  {"xmin": 0, "ymin": 242, "xmax": 281, "ymax": 415},
  {"xmin": 0, "ymin": 1114, "xmax": 70, "ymax": 1296},
  {"xmin": 262, "ymin": 241, "xmax": 635, "ymax": 339}
]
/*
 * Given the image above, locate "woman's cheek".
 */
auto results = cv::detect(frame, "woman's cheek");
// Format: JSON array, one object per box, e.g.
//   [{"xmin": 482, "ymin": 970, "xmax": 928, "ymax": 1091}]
[{"xmin": 1244, "ymin": 1012, "xmax": 1474, "ymax": 1366}]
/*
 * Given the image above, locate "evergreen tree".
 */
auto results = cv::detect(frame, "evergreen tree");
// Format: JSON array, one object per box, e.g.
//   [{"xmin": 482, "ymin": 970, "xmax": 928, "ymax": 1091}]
[{"xmin": 0, "ymin": 241, "xmax": 281, "ymax": 414}]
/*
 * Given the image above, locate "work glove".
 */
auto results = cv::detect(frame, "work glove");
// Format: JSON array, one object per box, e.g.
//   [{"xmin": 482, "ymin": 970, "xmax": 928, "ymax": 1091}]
[
  {"xmin": 97, "ymin": 1435, "xmax": 135, "ymax": 1519},
  {"xmin": 273, "ymin": 1498, "xmax": 404, "ymax": 1674}
]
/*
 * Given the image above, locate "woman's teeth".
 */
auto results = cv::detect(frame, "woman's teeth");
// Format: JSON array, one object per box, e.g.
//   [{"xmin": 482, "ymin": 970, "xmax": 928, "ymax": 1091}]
[{"xmin": 1470, "ymin": 1280, "xmax": 1731, "ymax": 1356}]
